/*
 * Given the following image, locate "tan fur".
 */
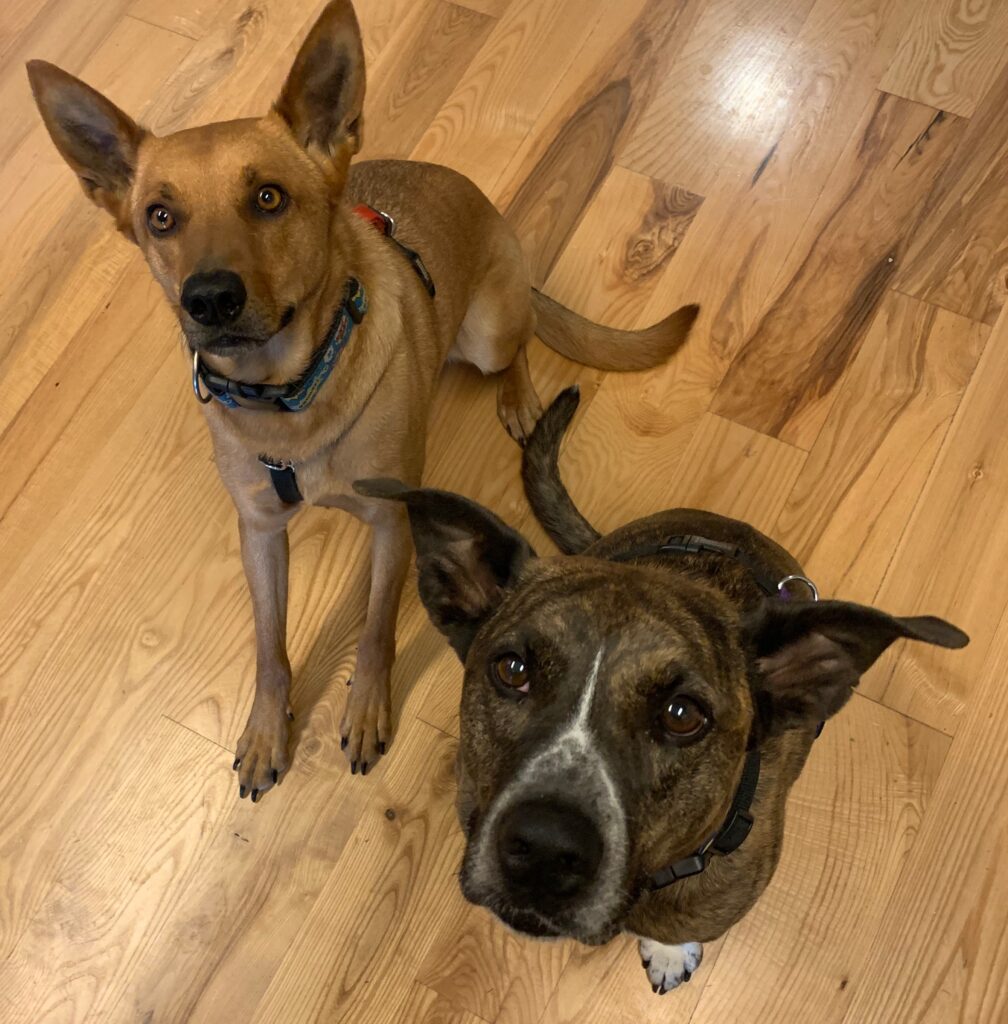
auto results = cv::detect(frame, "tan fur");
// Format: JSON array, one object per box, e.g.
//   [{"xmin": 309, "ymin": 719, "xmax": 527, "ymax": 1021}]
[{"xmin": 27, "ymin": 0, "xmax": 698, "ymax": 796}]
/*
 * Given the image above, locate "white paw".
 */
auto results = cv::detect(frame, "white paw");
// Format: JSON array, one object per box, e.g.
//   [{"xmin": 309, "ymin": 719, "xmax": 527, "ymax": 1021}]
[{"xmin": 638, "ymin": 938, "xmax": 703, "ymax": 994}]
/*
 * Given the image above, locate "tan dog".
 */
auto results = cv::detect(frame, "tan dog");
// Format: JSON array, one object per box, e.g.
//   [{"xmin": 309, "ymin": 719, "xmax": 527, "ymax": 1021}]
[
  {"xmin": 28, "ymin": 0, "xmax": 698, "ymax": 798},
  {"xmin": 358, "ymin": 388, "xmax": 968, "ymax": 993}
]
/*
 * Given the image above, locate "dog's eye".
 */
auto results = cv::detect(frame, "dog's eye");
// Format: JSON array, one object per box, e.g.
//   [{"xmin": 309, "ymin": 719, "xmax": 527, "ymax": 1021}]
[
  {"xmin": 659, "ymin": 695, "xmax": 709, "ymax": 741},
  {"xmin": 255, "ymin": 185, "xmax": 286, "ymax": 213},
  {"xmin": 147, "ymin": 204, "xmax": 175, "ymax": 234},
  {"xmin": 490, "ymin": 652, "xmax": 529, "ymax": 695}
]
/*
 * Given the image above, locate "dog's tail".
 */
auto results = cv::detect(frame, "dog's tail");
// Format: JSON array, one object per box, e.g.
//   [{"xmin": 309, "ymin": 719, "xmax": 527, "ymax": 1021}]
[
  {"xmin": 531, "ymin": 289, "xmax": 698, "ymax": 372},
  {"xmin": 521, "ymin": 385, "xmax": 601, "ymax": 555}
]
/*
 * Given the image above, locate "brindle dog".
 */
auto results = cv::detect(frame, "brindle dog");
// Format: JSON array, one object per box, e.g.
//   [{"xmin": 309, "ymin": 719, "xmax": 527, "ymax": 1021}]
[
  {"xmin": 355, "ymin": 387, "xmax": 967, "ymax": 993},
  {"xmin": 27, "ymin": 1, "xmax": 698, "ymax": 796}
]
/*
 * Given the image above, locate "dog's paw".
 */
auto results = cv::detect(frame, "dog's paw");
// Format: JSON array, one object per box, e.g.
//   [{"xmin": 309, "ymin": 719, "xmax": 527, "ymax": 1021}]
[
  {"xmin": 639, "ymin": 938, "xmax": 703, "ymax": 995},
  {"xmin": 497, "ymin": 373, "xmax": 543, "ymax": 446},
  {"xmin": 339, "ymin": 673, "xmax": 391, "ymax": 776},
  {"xmin": 234, "ymin": 699, "xmax": 292, "ymax": 802}
]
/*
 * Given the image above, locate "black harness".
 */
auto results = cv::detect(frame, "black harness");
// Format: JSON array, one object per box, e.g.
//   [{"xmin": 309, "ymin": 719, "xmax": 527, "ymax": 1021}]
[
  {"xmin": 607, "ymin": 534, "xmax": 819, "ymax": 891},
  {"xmin": 190, "ymin": 205, "xmax": 435, "ymax": 506}
]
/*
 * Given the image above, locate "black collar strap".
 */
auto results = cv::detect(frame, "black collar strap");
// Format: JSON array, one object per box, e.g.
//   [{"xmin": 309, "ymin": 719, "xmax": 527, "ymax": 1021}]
[
  {"xmin": 609, "ymin": 534, "xmax": 819, "ymax": 602},
  {"xmin": 192, "ymin": 277, "xmax": 368, "ymax": 412},
  {"xmin": 649, "ymin": 748, "xmax": 761, "ymax": 890}
]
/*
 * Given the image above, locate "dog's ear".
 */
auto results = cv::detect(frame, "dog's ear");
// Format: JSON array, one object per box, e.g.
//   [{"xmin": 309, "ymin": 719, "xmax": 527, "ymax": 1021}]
[
  {"xmin": 27, "ymin": 60, "xmax": 146, "ymax": 236},
  {"xmin": 355, "ymin": 479, "xmax": 536, "ymax": 660},
  {"xmin": 744, "ymin": 599, "xmax": 968, "ymax": 736},
  {"xmin": 275, "ymin": 0, "xmax": 366, "ymax": 157}
]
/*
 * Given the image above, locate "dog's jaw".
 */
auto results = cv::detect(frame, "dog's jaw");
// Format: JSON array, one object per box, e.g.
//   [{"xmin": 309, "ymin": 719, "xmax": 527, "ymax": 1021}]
[{"xmin": 461, "ymin": 646, "xmax": 632, "ymax": 944}]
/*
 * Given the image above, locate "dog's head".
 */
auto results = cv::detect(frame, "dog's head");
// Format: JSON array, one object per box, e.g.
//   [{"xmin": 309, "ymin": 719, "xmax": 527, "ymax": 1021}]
[
  {"xmin": 28, "ymin": 1, "xmax": 365, "ymax": 371},
  {"xmin": 355, "ymin": 478, "xmax": 967, "ymax": 945}
]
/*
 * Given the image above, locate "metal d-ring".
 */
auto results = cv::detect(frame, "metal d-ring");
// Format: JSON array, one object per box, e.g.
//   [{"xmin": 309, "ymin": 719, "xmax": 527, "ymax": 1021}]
[
  {"xmin": 192, "ymin": 349, "xmax": 213, "ymax": 404},
  {"xmin": 777, "ymin": 574, "xmax": 820, "ymax": 602}
]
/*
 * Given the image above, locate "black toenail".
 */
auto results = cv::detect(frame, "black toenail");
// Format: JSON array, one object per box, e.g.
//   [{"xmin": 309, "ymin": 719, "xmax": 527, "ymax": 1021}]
[
  {"xmin": 341, "ymin": 737, "xmax": 348, "ymax": 750},
  {"xmin": 642, "ymin": 959, "xmax": 651, "ymax": 968},
  {"xmin": 272, "ymin": 769, "xmax": 278, "ymax": 783},
  {"xmin": 684, "ymin": 970, "xmax": 692, "ymax": 982},
  {"xmin": 351, "ymin": 761, "xmax": 357, "ymax": 775},
  {"xmin": 287, "ymin": 710, "xmax": 294, "ymax": 721},
  {"xmin": 378, "ymin": 742, "xmax": 386, "ymax": 755},
  {"xmin": 251, "ymin": 789, "xmax": 259, "ymax": 803},
  {"xmin": 240, "ymin": 786, "xmax": 247, "ymax": 798},
  {"xmin": 651, "ymin": 984, "xmax": 659, "ymax": 994},
  {"xmin": 233, "ymin": 758, "xmax": 241, "ymax": 770},
  {"xmin": 361, "ymin": 762, "xmax": 369, "ymax": 776}
]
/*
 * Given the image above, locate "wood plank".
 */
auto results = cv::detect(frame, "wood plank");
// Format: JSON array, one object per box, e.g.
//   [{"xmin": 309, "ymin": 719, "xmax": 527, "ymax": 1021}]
[
  {"xmin": 689, "ymin": 694, "xmax": 949, "ymax": 1023},
  {"xmin": 838, "ymin": 614, "xmax": 1008, "ymax": 1024},
  {"xmin": 244, "ymin": 721, "xmax": 465, "ymax": 1024},
  {"xmin": 711, "ymin": 94, "xmax": 966, "ymax": 449},
  {"xmin": 538, "ymin": 935, "xmax": 725, "ymax": 1024},
  {"xmin": 773, "ymin": 292, "xmax": 987, "ymax": 605},
  {"xmin": 553, "ymin": 0, "xmax": 928, "ymax": 529},
  {"xmin": 862, "ymin": 303, "xmax": 1008, "ymax": 734},
  {"xmin": 879, "ymin": 0, "xmax": 1008, "ymax": 116},
  {"xmin": 128, "ymin": 0, "xmax": 227, "ymax": 40},
  {"xmin": 618, "ymin": 0, "xmax": 818, "ymax": 196},
  {"xmin": 360, "ymin": 1, "xmax": 495, "ymax": 162},
  {"xmin": 494, "ymin": 0, "xmax": 706, "ymax": 286},
  {"xmin": 409, "ymin": 0, "xmax": 614, "ymax": 197},
  {"xmin": 893, "ymin": 59, "xmax": 1008, "ymax": 326},
  {"xmin": 542, "ymin": 165, "xmax": 703, "ymax": 328}
]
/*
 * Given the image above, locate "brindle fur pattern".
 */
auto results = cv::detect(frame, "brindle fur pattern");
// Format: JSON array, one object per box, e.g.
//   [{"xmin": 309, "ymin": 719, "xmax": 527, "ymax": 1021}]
[{"xmin": 358, "ymin": 388, "xmax": 967, "ymax": 975}]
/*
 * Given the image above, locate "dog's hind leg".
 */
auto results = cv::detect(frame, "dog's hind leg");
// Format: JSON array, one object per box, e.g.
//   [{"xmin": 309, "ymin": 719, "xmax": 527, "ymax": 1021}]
[{"xmin": 452, "ymin": 238, "xmax": 543, "ymax": 445}]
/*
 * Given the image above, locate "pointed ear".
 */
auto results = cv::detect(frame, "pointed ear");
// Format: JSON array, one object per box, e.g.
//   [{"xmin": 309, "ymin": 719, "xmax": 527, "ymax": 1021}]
[
  {"xmin": 27, "ymin": 60, "xmax": 146, "ymax": 235},
  {"xmin": 355, "ymin": 479, "xmax": 536, "ymax": 659},
  {"xmin": 744, "ymin": 599, "xmax": 968, "ymax": 736},
  {"xmin": 275, "ymin": 0, "xmax": 366, "ymax": 156}
]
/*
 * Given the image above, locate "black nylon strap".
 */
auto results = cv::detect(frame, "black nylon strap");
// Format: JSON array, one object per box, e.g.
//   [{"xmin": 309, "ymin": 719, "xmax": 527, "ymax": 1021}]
[
  {"xmin": 648, "ymin": 748, "xmax": 761, "ymax": 890},
  {"xmin": 258, "ymin": 456, "xmax": 303, "ymax": 505}
]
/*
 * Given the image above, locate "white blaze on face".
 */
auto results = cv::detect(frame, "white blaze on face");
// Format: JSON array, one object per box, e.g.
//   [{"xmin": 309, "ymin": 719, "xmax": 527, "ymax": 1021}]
[{"xmin": 465, "ymin": 645, "xmax": 630, "ymax": 939}]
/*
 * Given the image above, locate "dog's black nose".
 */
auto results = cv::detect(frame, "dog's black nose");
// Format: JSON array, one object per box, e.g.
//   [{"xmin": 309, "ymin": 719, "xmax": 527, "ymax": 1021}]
[
  {"xmin": 496, "ymin": 799, "xmax": 603, "ymax": 900},
  {"xmin": 181, "ymin": 270, "xmax": 247, "ymax": 326}
]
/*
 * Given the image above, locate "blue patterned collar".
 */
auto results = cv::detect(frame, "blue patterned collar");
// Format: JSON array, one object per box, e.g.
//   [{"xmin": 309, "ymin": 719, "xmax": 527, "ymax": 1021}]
[{"xmin": 192, "ymin": 278, "xmax": 368, "ymax": 412}]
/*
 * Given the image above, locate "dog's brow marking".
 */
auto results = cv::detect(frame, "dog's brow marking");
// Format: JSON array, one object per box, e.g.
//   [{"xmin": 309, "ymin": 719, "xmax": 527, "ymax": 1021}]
[{"xmin": 572, "ymin": 645, "xmax": 604, "ymax": 734}]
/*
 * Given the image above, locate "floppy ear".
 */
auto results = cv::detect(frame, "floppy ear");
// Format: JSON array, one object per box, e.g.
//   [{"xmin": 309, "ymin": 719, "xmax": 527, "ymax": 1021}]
[
  {"xmin": 27, "ymin": 60, "xmax": 146, "ymax": 236},
  {"xmin": 744, "ymin": 599, "xmax": 968, "ymax": 736},
  {"xmin": 355, "ymin": 479, "xmax": 536, "ymax": 660},
  {"xmin": 275, "ymin": 0, "xmax": 366, "ymax": 156}
]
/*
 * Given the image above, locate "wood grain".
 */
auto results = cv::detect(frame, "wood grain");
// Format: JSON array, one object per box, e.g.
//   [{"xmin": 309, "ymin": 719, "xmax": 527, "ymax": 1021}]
[
  {"xmin": 864, "ymin": 302, "xmax": 1008, "ymax": 734},
  {"xmin": 2, "ymin": 0, "xmax": 1008, "ymax": 1021},
  {"xmin": 773, "ymin": 292, "xmax": 987, "ymax": 604},
  {"xmin": 838, "ymin": 616, "xmax": 1008, "ymax": 1024},
  {"xmin": 879, "ymin": 0, "xmax": 1008, "ymax": 116},
  {"xmin": 360, "ymin": 1, "xmax": 495, "ymax": 161},
  {"xmin": 712, "ymin": 93, "xmax": 965, "ymax": 448},
  {"xmin": 894, "ymin": 58, "xmax": 1008, "ymax": 326}
]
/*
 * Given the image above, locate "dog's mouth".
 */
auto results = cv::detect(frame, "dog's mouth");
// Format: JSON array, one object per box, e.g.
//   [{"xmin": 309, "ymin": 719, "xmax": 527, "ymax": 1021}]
[{"xmin": 195, "ymin": 305, "xmax": 297, "ymax": 354}]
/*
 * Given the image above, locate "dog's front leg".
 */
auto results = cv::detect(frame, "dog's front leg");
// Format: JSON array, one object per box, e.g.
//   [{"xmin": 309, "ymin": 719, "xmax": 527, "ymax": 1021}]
[
  {"xmin": 340, "ymin": 504, "xmax": 411, "ymax": 775},
  {"xmin": 233, "ymin": 512, "xmax": 294, "ymax": 801}
]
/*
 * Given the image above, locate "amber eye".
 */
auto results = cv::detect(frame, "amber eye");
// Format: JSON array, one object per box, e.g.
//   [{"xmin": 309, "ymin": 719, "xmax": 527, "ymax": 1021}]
[
  {"xmin": 255, "ymin": 185, "xmax": 286, "ymax": 213},
  {"xmin": 659, "ymin": 695, "xmax": 709, "ymax": 741},
  {"xmin": 491, "ymin": 652, "xmax": 529, "ymax": 695},
  {"xmin": 147, "ymin": 204, "xmax": 175, "ymax": 233}
]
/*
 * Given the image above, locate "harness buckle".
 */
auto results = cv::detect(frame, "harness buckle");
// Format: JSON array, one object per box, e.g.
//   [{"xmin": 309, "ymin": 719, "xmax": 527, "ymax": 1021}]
[{"xmin": 258, "ymin": 455, "xmax": 292, "ymax": 472}]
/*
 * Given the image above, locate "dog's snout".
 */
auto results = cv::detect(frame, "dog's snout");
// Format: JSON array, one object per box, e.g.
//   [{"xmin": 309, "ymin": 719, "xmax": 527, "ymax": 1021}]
[
  {"xmin": 181, "ymin": 270, "xmax": 247, "ymax": 327},
  {"xmin": 496, "ymin": 799, "xmax": 603, "ymax": 900}
]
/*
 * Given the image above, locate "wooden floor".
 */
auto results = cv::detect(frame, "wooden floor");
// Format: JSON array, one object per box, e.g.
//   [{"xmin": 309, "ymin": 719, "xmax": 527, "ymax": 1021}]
[{"xmin": 2, "ymin": 0, "xmax": 1008, "ymax": 1020}]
